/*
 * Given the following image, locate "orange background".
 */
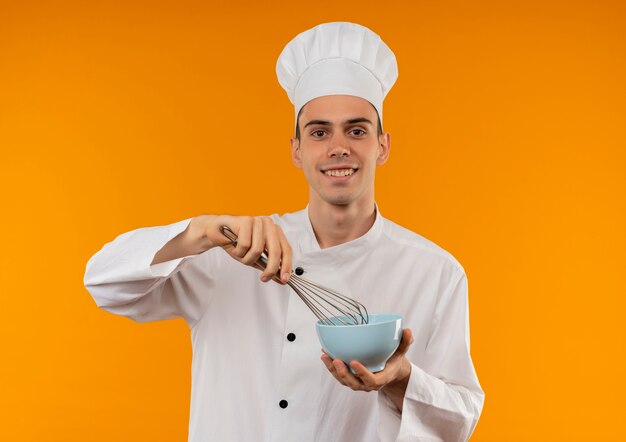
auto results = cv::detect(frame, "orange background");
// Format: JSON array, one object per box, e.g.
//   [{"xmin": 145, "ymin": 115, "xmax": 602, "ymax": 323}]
[{"xmin": 1, "ymin": 0, "xmax": 625, "ymax": 440}]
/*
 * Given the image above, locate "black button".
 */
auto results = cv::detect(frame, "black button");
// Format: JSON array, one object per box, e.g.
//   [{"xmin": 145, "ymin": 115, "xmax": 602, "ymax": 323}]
[
  {"xmin": 279, "ymin": 400, "xmax": 288, "ymax": 409},
  {"xmin": 295, "ymin": 267, "xmax": 304, "ymax": 276},
  {"xmin": 287, "ymin": 333, "xmax": 296, "ymax": 342}
]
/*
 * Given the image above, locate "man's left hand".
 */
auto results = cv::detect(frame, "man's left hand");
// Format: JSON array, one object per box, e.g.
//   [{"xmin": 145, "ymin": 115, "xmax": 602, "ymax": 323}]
[{"xmin": 320, "ymin": 328, "xmax": 414, "ymax": 397}]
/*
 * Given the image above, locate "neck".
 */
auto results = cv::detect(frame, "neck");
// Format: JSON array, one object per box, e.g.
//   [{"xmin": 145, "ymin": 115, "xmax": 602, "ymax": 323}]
[{"xmin": 308, "ymin": 196, "xmax": 377, "ymax": 249}]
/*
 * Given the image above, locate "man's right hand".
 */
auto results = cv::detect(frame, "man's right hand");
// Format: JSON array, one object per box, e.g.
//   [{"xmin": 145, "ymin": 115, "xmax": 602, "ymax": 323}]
[{"xmin": 199, "ymin": 215, "xmax": 292, "ymax": 285}]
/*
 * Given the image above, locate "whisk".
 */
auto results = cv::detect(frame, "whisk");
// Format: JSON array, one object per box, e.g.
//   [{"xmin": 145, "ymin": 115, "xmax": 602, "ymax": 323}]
[{"xmin": 220, "ymin": 226, "xmax": 369, "ymax": 326}]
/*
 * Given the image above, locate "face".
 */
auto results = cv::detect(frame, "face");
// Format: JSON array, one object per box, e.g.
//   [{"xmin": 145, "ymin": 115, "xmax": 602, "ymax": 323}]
[{"xmin": 290, "ymin": 95, "xmax": 391, "ymax": 208}]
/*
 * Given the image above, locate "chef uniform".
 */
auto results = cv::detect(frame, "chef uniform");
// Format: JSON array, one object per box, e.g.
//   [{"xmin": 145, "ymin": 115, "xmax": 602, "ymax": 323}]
[{"xmin": 84, "ymin": 22, "xmax": 484, "ymax": 442}]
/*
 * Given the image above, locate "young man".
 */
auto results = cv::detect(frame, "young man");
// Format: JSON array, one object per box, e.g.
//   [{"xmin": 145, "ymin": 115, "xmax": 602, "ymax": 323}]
[{"xmin": 84, "ymin": 22, "xmax": 484, "ymax": 441}]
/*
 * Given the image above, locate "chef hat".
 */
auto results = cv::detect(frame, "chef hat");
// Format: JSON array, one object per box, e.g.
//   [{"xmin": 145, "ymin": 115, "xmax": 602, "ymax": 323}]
[{"xmin": 276, "ymin": 21, "xmax": 398, "ymax": 132}]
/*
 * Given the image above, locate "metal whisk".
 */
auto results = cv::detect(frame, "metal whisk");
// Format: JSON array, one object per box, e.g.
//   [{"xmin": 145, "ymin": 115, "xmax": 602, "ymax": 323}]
[{"xmin": 220, "ymin": 226, "xmax": 369, "ymax": 326}]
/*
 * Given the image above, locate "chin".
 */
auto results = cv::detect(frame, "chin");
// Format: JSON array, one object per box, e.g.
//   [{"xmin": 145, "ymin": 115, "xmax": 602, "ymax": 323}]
[{"xmin": 321, "ymin": 194, "xmax": 355, "ymax": 206}]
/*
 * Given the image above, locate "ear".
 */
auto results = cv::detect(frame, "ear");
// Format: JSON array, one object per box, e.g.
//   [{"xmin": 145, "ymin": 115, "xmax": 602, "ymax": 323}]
[
  {"xmin": 376, "ymin": 132, "xmax": 391, "ymax": 166},
  {"xmin": 290, "ymin": 137, "xmax": 302, "ymax": 168}
]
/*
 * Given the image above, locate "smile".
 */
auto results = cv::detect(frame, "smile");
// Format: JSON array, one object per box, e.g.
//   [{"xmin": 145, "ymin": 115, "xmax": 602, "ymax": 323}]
[{"xmin": 322, "ymin": 168, "xmax": 357, "ymax": 177}]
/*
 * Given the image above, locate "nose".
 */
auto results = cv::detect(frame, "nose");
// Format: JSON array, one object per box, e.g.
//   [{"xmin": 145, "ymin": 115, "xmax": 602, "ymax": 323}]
[{"xmin": 327, "ymin": 132, "xmax": 351, "ymax": 158}]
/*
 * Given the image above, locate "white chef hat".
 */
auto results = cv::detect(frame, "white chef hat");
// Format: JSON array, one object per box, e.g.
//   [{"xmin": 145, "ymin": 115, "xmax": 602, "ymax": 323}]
[{"xmin": 276, "ymin": 21, "xmax": 398, "ymax": 132}]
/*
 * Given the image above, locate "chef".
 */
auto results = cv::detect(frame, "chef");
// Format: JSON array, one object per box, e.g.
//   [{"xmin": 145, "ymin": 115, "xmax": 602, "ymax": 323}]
[{"xmin": 84, "ymin": 22, "xmax": 484, "ymax": 441}]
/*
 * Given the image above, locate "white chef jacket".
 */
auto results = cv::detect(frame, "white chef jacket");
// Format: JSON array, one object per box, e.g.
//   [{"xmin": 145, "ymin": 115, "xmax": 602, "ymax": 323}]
[{"xmin": 84, "ymin": 205, "xmax": 484, "ymax": 442}]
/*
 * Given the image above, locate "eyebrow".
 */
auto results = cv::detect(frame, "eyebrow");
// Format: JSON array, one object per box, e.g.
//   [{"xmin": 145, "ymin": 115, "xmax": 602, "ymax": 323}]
[{"xmin": 303, "ymin": 117, "xmax": 374, "ymax": 129}]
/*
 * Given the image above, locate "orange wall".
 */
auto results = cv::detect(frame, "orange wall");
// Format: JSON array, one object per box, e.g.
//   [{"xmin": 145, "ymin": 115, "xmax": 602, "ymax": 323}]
[{"xmin": 1, "ymin": 0, "xmax": 625, "ymax": 440}]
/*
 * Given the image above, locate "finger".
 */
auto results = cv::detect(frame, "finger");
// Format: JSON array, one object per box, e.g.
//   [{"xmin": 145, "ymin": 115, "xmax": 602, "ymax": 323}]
[
  {"xmin": 386, "ymin": 332, "xmax": 412, "ymax": 367},
  {"xmin": 348, "ymin": 361, "xmax": 381, "ymax": 390},
  {"xmin": 232, "ymin": 217, "xmax": 253, "ymax": 259},
  {"xmin": 261, "ymin": 218, "xmax": 281, "ymax": 282},
  {"xmin": 320, "ymin": 353, "xmax": 335, "ymax": 371},
  {"xmin": 276, "ymin": 227, "xmax": 292, "ymax": 283},
  {"xmin": 397, "ymin": 328, "xmax": 414, "ymax": 355},
  {"xmin": 388, "ymin": 329, "xmax": 412, "ymax": 361},
  {"xmin": 330, "ymin": 359, "xmax": 350, "ymax": 386},
  {"xmin": 333, "ymin": 359, "xmax": 365, "ymax": 391},
  {"xmin": 321, "ymin": 355, "xmax": 347, "ymax": 386},
  {"xmin": 241, "ymin": 217, "xmax": 264, "ymax": 266}
]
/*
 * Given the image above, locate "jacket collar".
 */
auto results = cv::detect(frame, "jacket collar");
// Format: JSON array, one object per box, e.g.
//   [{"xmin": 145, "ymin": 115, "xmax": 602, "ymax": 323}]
[{"xmin": 293, "ymin": 203, "xmax": 385, "ymax": 262}]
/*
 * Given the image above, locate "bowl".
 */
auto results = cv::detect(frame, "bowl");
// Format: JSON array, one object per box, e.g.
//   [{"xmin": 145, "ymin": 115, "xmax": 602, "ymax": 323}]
[{"xmin": 316, "ymin": 314, "xmax": 403, "ymax": 373}]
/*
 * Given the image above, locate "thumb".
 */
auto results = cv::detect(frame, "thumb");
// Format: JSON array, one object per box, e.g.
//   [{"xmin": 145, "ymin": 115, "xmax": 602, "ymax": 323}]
[{"xmin": 397, "ymin": 328, "xmax": 414, "ymax": 355}]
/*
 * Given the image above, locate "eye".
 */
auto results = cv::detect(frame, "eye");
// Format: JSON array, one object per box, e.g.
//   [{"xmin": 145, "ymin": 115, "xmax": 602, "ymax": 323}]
[
  {"xmin": 311, "ymin": 130, "xmax": 326, "ymax": 137},
  {"xmin": 350, "ymin": 129, "xmax": 366, "ymax": 136}
]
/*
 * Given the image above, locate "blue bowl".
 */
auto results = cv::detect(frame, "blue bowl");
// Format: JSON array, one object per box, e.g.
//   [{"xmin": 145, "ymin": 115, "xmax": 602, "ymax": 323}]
[{"xmin": 316, "ymin": 314, "xmax": 403, "ymax": 373}]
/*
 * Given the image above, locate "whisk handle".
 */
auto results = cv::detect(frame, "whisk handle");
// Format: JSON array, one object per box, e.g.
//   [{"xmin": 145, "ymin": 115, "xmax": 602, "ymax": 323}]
[{"xmin": 219, "ymin": 225, "xmax": 239, "ymax": 246}]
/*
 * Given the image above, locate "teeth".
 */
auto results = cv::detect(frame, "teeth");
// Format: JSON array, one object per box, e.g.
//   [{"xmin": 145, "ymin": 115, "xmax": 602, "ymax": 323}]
[{"xmin": 324, "ymin": 169, "xmax": 355, "ymax": 177}]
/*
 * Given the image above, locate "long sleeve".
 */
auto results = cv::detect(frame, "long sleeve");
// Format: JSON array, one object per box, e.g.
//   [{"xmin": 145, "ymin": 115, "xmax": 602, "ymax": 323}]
[
  {"xmin": 83, "ymin": 218, "xmax": 215, "ymax": 327},
  {"xmin": 378, "ymin": 272, "xmax": 485, "ymax": 441}
]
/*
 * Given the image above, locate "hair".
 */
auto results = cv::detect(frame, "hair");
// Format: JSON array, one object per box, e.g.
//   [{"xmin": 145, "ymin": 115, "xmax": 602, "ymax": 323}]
[{"xmin": 294, "ymin": 103, "xmax": 383, "ymax": 140}]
